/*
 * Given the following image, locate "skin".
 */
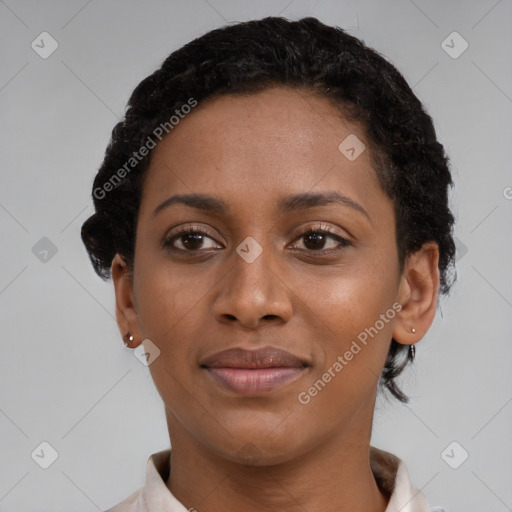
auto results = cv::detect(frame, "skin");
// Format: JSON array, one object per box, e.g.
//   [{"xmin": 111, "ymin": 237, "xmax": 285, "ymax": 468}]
[{"xmin": 112, "ymin": 87, "xmax": 440, "ymax": 511}]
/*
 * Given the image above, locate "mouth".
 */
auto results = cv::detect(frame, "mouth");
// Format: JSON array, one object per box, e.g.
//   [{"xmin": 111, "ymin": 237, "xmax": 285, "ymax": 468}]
[{"xmin": 200, "ymin": 346, "xmax": 310, "ymax": 396}]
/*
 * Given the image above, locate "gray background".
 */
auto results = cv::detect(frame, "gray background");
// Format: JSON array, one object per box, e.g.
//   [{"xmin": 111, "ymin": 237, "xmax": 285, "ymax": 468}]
[{"xmin": 1, "ymin": 0, "xmax": 511, "ymax": 510}]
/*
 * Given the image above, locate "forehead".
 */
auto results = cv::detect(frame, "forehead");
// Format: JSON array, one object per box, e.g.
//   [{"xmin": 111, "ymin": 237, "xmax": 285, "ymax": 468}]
[{"xmin": 140, "ymin": 87, "xmax": 388, "ymax": 219}]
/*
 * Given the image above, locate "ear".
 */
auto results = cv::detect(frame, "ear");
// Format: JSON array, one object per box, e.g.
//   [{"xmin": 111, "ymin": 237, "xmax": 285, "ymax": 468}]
[
  {"xmin": 392, "ymin": 242, "xmax": 440, "ymax": 345},
  {"xmin": 111, "ymin": 253, "xmax": 142, "ymax": 348}
]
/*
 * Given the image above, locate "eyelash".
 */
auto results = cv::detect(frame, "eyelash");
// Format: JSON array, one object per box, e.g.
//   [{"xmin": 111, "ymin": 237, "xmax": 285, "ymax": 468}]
[{"xmin": 162, "ymin": 224, "xmax": 351, "ymax": 256}]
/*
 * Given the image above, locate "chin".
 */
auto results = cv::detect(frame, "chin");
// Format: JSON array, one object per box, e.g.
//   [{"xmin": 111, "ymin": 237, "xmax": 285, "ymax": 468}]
[
  {"xmin": 205, "ymin": 421, "xmax": 311, "ymax": 467},
  {"xmin": 227, "ymin": 441, "xmax": 302, "ymax": 467}
]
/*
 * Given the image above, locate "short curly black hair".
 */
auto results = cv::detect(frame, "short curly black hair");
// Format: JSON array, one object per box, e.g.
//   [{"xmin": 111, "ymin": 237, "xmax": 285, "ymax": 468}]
[{"xmin": 81, "ymin": 16, "xmax": 455, "ymax": 402}]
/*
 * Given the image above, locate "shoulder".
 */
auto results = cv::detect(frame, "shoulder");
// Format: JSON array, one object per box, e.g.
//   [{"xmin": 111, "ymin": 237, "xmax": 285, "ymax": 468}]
[
  {"xmin": 370, "ymin": 446, "xmax": 437, "ymax": 512},
  {"xmin": 103, "ymin": 449, "xmax": 183, "ymax": 512}
]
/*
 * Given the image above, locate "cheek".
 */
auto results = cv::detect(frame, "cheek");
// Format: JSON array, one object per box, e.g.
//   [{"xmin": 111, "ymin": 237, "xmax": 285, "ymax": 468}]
[
  {"xmin": 133, "ymin": 272, "xmax": 178, "ymax": 339},
  {"xmin": 294, "ymin": 251, "xmax": 398, "ymax": 338},
  {"xmin": 133, "ymin": 243, "xmax": 205, "ymax": 339},
  {"xmin": 133, "ymin": 266, "xmax": 206, "ymax": 411},
  {"xmin": 291, "ymin": 258, "xmax": 399, "ymax": 397},
  {"xmin": 293, "ymin": 298, "xmax": 396, "ymax": 427},
  {"xmin": 132, "ymin": 251, "xmax": 218, "ymax": 379},
  {"xmin": 325, "ymin": 278, "xmax": 397, "ymax": 345}
]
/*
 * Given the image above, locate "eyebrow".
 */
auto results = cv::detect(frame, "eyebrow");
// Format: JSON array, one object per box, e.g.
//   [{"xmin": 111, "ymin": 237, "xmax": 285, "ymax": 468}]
[{"xmin": 152, "ymin": 191, "xmax": 370, "ymax": 221}]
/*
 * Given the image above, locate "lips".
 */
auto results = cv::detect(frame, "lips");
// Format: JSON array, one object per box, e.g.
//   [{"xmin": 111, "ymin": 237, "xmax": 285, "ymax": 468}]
[{"xmin": 200, "ymin": 346, "xmax": 309, "ymax": 396}]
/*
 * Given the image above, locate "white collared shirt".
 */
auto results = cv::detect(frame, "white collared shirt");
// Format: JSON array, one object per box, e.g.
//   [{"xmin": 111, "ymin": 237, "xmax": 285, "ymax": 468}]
[{"xmin": 105, "ymin": 447, "xmax": 434, "ymax": 512}]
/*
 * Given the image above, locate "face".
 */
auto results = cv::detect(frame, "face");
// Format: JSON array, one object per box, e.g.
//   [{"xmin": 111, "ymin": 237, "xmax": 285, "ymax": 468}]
[{"xmin": 116, "ymin": 87, "xmax": 422, "ymax": 465}]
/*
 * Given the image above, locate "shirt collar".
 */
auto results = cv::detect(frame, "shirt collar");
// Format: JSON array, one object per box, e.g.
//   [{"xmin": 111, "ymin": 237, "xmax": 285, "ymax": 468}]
[{"xmin": 126, "ymin": 447, "xmax": 432, "ymax": 512}]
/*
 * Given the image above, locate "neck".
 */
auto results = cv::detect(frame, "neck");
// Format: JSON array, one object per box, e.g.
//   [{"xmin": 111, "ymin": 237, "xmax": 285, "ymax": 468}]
[{"xmin": 164, "ymin": 411, "xmax": 389, "ymax": 512}]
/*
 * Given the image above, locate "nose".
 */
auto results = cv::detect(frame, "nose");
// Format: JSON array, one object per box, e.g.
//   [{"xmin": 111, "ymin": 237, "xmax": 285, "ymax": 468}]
[{"xmin": 212, "ymin": 242, "xmax": 293, "ymax": 330}]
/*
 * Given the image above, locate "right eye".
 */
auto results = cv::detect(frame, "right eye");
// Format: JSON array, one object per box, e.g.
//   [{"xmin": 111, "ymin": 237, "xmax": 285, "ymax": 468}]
[{"xmin": 162, "ymin": 226, "xmax": 223, "ymax": 254}]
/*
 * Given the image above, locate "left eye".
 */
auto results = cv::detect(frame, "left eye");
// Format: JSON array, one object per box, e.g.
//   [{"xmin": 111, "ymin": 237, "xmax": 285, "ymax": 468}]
[{"xmin": 290, "ymin": 230, "xmax": 350, "ymax": 251}]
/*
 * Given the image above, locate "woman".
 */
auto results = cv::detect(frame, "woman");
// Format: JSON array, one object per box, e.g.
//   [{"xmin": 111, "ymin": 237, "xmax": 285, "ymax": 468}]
[{"xmin": 82, "ymin": 17, "xmax": 455, "ymax": 512}]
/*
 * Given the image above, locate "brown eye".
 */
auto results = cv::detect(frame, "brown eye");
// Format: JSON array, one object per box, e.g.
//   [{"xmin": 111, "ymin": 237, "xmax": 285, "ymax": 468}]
[
  {"xmin": 290, "ymin": 228, "xmax": 351, "ymax": 253},
  {"xmin": 303, "ymin": 232, "xmax": 328, "ymax": 250},
  {"xmin": 180, "ymin": 233, "xmax": 206, "ymax": 251},
  {"xmin": 163, "ymin": 227, "xmax": 222, "ymax": 253}
]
